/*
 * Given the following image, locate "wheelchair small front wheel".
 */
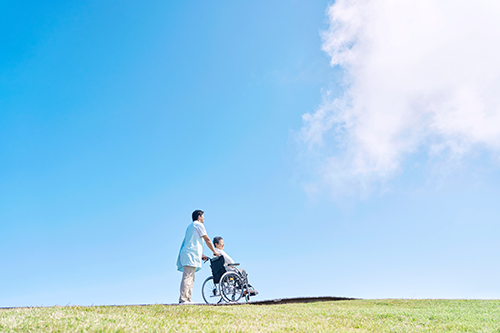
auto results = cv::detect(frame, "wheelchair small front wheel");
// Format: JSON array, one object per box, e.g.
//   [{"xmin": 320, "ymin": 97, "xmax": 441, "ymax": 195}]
[
  {"xmin": 202, "ymin": 276, "xmax": 222, "ymax": 304},
  {"xmin": 220, "ymin": 272, "xmax": 244, "ymax": 303}
]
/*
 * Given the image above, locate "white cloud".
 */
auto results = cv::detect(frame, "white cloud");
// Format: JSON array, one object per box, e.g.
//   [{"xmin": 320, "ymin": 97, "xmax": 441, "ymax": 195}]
[{"xmin": 301, "ymin": 0, "xmax": 500, "ymax": 195}]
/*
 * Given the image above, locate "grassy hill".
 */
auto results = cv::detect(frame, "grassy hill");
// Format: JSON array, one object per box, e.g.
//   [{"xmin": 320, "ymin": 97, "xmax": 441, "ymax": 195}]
[{"xmin": 1, "ymin": 299, "xmax": 499, "ymax": 332}]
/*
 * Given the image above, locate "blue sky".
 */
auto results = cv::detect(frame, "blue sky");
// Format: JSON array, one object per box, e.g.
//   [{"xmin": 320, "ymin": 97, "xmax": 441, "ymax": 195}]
[{"xmin": 2, "ymin": 0, "xmax": 500, "ymax": 307}]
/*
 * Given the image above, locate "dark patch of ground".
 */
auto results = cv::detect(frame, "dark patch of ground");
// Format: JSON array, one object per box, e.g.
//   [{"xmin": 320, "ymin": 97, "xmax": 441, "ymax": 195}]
[
  {"xmin": 247, "ymin": 296, "xmax": 357, "ymax": 305},
  {"xmin": 1, "ymin": 296, "xmax": 357, "ymax": 309}
]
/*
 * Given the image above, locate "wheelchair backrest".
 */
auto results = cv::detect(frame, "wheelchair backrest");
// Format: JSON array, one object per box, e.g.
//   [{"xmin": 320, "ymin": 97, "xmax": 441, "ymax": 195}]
[{"xmin": 210, "ymin": 255, "xmax": 226, "ymax": 284}]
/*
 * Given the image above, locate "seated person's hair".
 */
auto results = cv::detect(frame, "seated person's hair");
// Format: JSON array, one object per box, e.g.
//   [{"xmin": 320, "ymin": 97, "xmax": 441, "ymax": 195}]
[
  {"xmin": 192, "ymin": 210, "xmax": 204, "ymax": 221},
  {"xmin": 213, "ymin": 236, "xmax": 223, "ymax": 247}
]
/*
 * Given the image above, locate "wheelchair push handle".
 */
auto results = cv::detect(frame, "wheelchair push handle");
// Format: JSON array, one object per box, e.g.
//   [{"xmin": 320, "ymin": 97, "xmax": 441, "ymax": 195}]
[
  {"xmin": 202, "ymin": 255, "xmax": 220, "ymax": 263},
  {"xmin": 203, "ymin": 256, "xmax": 239, "ymax": 266}
]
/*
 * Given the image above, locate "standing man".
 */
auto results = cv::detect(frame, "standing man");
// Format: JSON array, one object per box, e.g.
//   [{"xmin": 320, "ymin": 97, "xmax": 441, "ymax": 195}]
[{"xmin": 176, "ymin": 209, "xmax": 219, "ymax": 304}]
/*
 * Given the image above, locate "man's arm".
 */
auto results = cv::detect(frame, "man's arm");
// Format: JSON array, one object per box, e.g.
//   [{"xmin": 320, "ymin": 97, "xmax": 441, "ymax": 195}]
[{"xmin": 202, "ymin": 235, "xmax": 219, "ymax": 257}]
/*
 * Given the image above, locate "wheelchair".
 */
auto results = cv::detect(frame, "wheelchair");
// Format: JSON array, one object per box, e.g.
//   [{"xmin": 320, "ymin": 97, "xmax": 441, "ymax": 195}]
[{"xmin": 201, "ymin": 255, "xmax": 257, "ymax": 304}]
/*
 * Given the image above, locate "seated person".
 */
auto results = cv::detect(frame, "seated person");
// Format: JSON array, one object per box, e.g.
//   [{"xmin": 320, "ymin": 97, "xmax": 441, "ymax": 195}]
[{"xmin": 213, "ymin": 236, "xmax": 258, "ymax": 295}]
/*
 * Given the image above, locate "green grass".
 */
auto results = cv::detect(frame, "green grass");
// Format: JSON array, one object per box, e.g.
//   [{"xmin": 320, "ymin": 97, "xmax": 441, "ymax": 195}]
[{"xmin": 1, "ymin": 299, "xmax": 499, "ymax": 332}]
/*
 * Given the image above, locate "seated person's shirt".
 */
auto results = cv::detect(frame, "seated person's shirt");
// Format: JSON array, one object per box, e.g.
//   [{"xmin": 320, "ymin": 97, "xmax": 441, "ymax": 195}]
[{"xmin": 215, "ymin": 249, "xmax": 235, "ymax": 266}]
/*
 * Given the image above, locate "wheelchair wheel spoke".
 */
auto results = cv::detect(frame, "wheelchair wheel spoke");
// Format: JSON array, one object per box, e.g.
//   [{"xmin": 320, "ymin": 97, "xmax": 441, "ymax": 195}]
[
  {"xmin": 220, "ymin": 272, "xmax": 243, "ymax": 303},
  {"xmin": 202, "ymin": 276, "xmax": 222, "ymax": 304}
]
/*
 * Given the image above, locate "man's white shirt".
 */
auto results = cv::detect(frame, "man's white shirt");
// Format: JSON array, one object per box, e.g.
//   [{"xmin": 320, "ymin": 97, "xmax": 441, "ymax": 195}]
[{"xmin": 192, "ymin": 221, "xmax": 207, "ymax": 238}]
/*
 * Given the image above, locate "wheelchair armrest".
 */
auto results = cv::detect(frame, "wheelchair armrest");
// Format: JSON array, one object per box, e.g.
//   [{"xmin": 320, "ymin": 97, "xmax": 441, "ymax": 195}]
[{"xmin": 228, "ymin": 263, "xmax": 240, "ymax": 267}]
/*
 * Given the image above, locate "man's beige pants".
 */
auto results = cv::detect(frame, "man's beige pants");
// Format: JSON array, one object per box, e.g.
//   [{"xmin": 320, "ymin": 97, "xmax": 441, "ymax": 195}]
[{"xmin": 179, "ymin": 266, "xmax": 196, "ymax": 303}]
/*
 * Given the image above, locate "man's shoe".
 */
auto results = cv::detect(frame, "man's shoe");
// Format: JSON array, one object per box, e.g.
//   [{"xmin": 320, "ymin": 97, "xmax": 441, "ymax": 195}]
[{"xmin": 179, "ymin": 301, "xmax": 195, "ymax": 305}]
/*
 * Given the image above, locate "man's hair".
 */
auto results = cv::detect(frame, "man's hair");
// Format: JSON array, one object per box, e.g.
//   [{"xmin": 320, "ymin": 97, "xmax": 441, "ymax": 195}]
[
  {"xmin": 213, "ymin": 236, "xmax": 223, "ymax": 247},
  {"xmin": 192, "ymin": 210, "xmax": 204, "ymax": 221}
]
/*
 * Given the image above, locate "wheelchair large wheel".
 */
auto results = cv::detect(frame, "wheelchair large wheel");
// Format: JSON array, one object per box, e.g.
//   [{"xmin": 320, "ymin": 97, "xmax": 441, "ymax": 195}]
[
  {"xmin": 202, "ymin": 276, "xmax": 222, "ymax": 304},
  {"xmin": 220, "ymin": 272, "xmax": 244, "ymax": 303}
]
